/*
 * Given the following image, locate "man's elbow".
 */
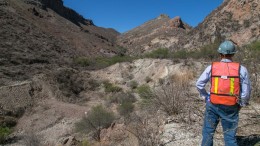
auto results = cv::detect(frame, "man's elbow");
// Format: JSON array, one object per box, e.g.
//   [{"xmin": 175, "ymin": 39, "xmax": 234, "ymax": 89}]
[{"xmin": 196, "ymin": 81, "xmax": 202, "ymax": 89}]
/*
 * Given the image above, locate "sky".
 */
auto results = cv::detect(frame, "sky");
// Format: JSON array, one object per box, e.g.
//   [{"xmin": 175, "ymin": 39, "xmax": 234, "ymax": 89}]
[{"xmin": 63, "ymin": 0, "xmax": 223, "ymax": 33}]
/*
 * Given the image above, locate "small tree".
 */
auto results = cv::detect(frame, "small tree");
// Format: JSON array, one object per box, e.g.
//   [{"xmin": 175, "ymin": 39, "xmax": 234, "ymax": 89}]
[
  {"xmin": 125, "ymin": 112, "xmax": 175, "ymax": 146},
  {"xmin": 137, "ymin": 74, "xmax": 191, "ymax": 116},
  {"xmin": 75, "ymin": 105, "xmax": 115, "ymax": 141}
]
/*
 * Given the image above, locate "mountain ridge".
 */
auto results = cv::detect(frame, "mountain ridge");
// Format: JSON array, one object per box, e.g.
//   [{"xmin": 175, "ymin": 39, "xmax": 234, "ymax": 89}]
[{"xmin": 117, "ymin": 0, "xmax": 260, "ymax": 53}]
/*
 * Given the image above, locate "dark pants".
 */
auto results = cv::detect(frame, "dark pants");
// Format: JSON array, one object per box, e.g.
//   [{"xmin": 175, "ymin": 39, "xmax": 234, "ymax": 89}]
[{"xmin": 201, "ymin": 102, "xmax": 239, "ymax": 146}]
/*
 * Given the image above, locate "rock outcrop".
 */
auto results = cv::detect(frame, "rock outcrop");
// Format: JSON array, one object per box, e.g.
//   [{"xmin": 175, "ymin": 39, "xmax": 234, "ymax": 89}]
[
  {"xmin": 168, "ymin": 16, "xmax": 186, "ymax": 29},
  {"xmin": 117, "ymin": 14, "xmax": 192, "ymax": 55},
  {"xmin": 23, "ymin": 0, "xmax": 94, "ymax": 26}
]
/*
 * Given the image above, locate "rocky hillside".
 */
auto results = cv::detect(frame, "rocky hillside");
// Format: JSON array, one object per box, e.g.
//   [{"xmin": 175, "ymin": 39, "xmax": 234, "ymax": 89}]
[
  {"xmin": 117, "ymin": 0, "xmax": 260, "ymax": 53},
  {"xmin": 117, "ymin": 14, "xmax": 192, "ymax": 55},
  {"xmin": 0, "ymin": 0, "xmax": 119, "ymax": 85},
  {"xmin": 185, "ymin": 0, "xmax": 260, "ymax": 49}
]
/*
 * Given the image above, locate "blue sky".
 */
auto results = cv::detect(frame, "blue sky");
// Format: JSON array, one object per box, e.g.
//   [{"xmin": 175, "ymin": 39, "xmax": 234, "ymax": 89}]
[{"xmin": 63, "ymin": 0, "xmax": 223, "ymax": 33}]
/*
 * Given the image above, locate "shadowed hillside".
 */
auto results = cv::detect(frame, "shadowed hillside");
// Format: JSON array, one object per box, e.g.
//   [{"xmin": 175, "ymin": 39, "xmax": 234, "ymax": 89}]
[{"xmin": 0, "ymin": 0, "xmax": 119, "ymax": 85}]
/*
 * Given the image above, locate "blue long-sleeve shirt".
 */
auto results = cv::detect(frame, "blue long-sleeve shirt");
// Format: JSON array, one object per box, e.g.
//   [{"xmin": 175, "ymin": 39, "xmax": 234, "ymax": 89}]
[{"xmin": 196, "ymin": 59, "xmax": 251, "ymax": 106}]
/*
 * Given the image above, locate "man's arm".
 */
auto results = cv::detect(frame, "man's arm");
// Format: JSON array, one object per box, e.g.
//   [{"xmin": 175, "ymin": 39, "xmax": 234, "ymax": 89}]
[
  {"xmin": 239, "ymin": 66, "xmax": 251, "ymax": 106},
  {"xmin": 196, "ymin": 66, "xmax": 211, "ymax": 100}
]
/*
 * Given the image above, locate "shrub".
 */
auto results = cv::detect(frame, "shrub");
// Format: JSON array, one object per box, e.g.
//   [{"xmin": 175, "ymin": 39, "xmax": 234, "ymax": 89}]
[
  {"xmin": 235, "ymin": 41, "xmax": 260, "ymax": 102},
  {"xmin": 137, "ymin": 85, "xmax": 154, "ymax": 110},
  {"xmin": 172, "ymin": 40, "xmax": 220, "ymax": 60},
  {"xmin": 74, "ymin": 57, "xmax": 91, "ymax": 67},
  {"xmin": 137, "ymin": 75, "xmax": 191, "ymax": 115},
  {"xmin": 129, "ymin": 80, "xmax": 138, "ymax": 89},
  {"xmin": 74, "ymin": 55, "xmax": 135, "ymax": 69},
  {"xmin": 172, "ymin": 50, "xmax": 189, "ymax": 59},
  {"xmin": 137, "ymin": 85, "xmax": 153, "ymax": 100},
  {"xmin": 117, "ymin": 101, "xmax": 134, "ymax": 116},
  {"xmin": 144, "ymin": 48, "xmax": 170, "ymax": 59},
  {"xmin": 87, "ymin": 79, "xmax": 100, "ymax": 91},
  {"xmin": 125, "ymin": 112, "xmax": 171, "ymax": 146},
  {"xmin": 0, "ymin": 126, "xmax": 11, "ymax": 144},
  {"xmin": 81, "ymin": 139, "xmax": 91, "ymax": 146},
  {"xmin": 94, "ymin": 56, "xmax": 134, "ymax": 68},
  {"xmin": 103, "ymin": 81, "xmax": 122, "ymax": 93},
  {"xmin": 243, "ymin": 19, "xmax": 250, "ymax": 28},
  {"xmin": 75, "ymin": 105, "xmax": 115, "ymax": 141},
  {"xmin": 108, "ymin": 92, "xmax": 136, "ymax": 104},
  {"xmin": 145, "ymin": 76, "xmax": 152, "ymax": 83},
  {"xmin": 116, "ymin": 46, "xmax": 127, "ymax": 56},
  {"xmin": 153, "ymin": 76, "xmax": 190, "ymax": 115}
]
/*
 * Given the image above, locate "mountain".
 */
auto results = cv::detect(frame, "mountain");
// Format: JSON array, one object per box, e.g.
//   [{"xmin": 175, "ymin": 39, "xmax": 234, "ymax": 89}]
[
  {"xmin": 185, "ymin": 0, "xmax": 260, "ymax": 49},
  {"xmin": 117, "ymin": 14, "xmax": 192, "ymax": 55},
  {"xmin": 0, "ymin": 0, "xmax": 119, "ymax": 85},
  {"xmin": 117, "ymin": 0, "xmax": 260, "ymax": 53}
]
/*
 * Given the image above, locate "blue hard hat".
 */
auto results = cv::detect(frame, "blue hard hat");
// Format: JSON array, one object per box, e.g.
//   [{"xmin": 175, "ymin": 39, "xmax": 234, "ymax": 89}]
[{"xmin": 218, "ymin": 41, "xmax": 237, "ymax": 54}]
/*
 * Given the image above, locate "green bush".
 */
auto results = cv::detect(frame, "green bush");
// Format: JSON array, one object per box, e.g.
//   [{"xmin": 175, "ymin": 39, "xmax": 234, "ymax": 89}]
[
  {"xmin": 74, "ymin": 57, "xmax": 91, "ymax": 67},
  {"xmin": 144, "ymin": 48, "xmax": 170, "ymax": 59},
  {"xmin": 94, "ymin": 56, "xmax": 134, "ymax": 68},
  {"xmin": 0, "ymin": 126, "xmax": 11, "ymax": 144},
  {"xmin": 172, "ymin": 50, "xmax": 189, "ymax": 59},
  {"xmin": 75, "ymin": 105, "xmax": 115, "ymax": 141},
  {"xmin": 129, "ymin": 80, "xmax": 138, "ymax": 89},
  {"xmin": 116, "ymin": 46, "xmax": 127, "ymax": 56},
  {"xmin": 117, "ymin": 101, "xmax": 134, "ymax": 116},
  {"xmin": 236, "ymin": 41, "xmax": 260, "ymax": 102},
  {"xmin": 81, "ymin": 139, "xmax": 92, "ymax": 146},
  {"xmin": 74, "ymin": 55, "xmax": 135, "ymax": 69},
  {"xmin": 103, "ymin": 81, "xmax": 122, "ymax": 93},
  {"xmin": 87, "ymin": 79, "xmax": 100, "ymax": 91},
  {"xmin": 108, "ymin": 92, "xmax": 136, "ymax": 104},
  {"xmin": 137, "ymin": 85, "xmax": 153, "ymax": 99},
  {"xmin": 243, "ymin": 19, "xmax": 250, "ymax": 28},
  {"xmin": 172, "ymin": 40, "xmax": 220, "ymax": 60},
  {"xmin": 136, "ymin": 85, "xmax": 154, "ymax": 110}
]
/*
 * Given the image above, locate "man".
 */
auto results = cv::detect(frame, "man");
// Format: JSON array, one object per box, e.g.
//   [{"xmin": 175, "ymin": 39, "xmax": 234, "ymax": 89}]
[{"xmin": 196, "ymin": 40, "xmax": 251, "ymax": 146}]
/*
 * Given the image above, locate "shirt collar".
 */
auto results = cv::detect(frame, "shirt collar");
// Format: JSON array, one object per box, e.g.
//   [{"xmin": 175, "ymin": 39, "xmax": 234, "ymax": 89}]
[{"xmin": 220, "ymin": 59, "xmax": 232, "ymax": 62}]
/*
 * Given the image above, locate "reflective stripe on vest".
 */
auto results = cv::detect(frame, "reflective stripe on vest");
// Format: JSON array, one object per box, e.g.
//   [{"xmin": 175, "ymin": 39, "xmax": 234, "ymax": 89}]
[{"xmin": 210, "ymin": 62, "xmax": 240, "ymax": 105}]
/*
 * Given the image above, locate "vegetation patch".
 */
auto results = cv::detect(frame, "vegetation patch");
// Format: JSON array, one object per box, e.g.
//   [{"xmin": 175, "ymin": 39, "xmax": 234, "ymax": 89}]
[
  {"xmin": 74, "ymin": 55, "xmax": 135, "ymax": 69},
  {"xmin": 75, "ymin": 105, "xmax": 115, "ymax": 141},
  {"xmin": 236, "ymin": 41, "xmax": 260, "ymax": 102},
  {"xmin": 117, "ymin": 100, "xmax": 134, "ymax": 116},
  {"xmin": 107, "ymin": 92, "xmax": 136, "ymax": 104},
  {"xmin": 103, "ymin": 81, "xmax": 122, "ymax": 93},
  {"xmin": 128, "ymin": 80, "xmax": 138, "ymax": 89},
  {"xmin": 144, "ymin": 48, "xmax": 170, "ymax": 59},
  {"xmin": 0, "ymin": 126, "xmax": 11, "ymax": 144}
]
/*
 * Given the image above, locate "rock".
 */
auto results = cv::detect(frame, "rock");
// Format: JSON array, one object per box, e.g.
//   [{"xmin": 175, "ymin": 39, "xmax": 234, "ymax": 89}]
[{"xmin": 169, "ymin": 16, "xmax": 185, "ymax": 29}]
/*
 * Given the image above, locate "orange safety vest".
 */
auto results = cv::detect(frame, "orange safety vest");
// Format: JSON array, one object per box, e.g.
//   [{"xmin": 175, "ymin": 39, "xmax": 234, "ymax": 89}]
[{"xmin": 210, "ymin": 62, "xmax": 241, "ymax": 105}]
